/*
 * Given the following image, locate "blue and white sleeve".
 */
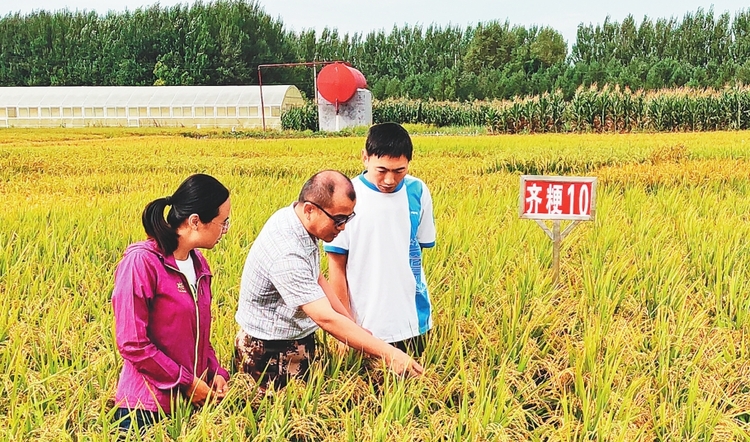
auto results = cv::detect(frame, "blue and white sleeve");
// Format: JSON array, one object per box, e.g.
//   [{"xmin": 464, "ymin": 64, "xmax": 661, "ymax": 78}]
[
  {"xmin": 418, "ymin": 183, "xmax": 436, "ymax": 248},
  {"xmin": 323, "ymin": 229, "xmax": 349, "ymax": 255}
]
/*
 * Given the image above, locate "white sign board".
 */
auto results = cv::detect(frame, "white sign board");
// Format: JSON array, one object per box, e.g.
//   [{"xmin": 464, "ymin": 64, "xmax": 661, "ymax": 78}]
[{"xmin": 519, "ymin": 175, "xmax": 597, "ymax": 221}]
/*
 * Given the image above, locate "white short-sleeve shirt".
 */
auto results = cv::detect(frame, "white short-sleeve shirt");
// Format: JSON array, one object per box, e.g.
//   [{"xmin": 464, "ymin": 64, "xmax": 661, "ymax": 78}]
[
  {"xmin": 236, "ymin": 205, "xmax": 326, "ymax": 340},
  {"xmin": 324, "ymin": 173, "xmax": 436, "ymax": 343}
]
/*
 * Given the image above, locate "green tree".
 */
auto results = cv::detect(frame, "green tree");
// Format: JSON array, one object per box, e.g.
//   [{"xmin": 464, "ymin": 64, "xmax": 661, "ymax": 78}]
[
  {"xmin": 531, "ymin": 27, "xmax": 566, "ymax": 69},
  {"xmin": 464, "ymin": 21, "xmax": 516, "ymax": 74}
]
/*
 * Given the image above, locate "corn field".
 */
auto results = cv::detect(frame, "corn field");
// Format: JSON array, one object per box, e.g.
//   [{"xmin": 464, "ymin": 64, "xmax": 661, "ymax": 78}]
[
  {"xmin": 2, "ymin": 128, "xmax": 750, "ymax": 440},
  {"xmin": 283, "ymin": 86, "xmax": 750, "ymax": 134}
]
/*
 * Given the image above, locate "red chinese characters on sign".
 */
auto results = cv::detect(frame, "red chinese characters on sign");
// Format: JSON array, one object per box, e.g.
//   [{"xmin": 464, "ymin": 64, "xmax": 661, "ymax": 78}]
[{"xmin": 519, "ymin": 176, "xmax": 597, "ymax": 220}]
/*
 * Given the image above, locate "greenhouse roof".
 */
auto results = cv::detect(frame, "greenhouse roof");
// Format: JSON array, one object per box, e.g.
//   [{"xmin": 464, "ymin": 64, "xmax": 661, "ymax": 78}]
[{"xmin": 0, "ymin": 85, "xmax": 299, "ymax": 107}]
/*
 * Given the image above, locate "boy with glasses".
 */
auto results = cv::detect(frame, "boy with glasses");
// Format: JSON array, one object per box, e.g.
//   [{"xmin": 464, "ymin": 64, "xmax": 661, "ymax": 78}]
[{"xmin": 325, "ymin": 123, "xmax": 436, "ymax": 358}]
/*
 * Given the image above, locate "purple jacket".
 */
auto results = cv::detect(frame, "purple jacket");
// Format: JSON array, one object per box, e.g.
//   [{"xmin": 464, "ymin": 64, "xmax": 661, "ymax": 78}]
[{"xmin": 112, "ymin": 239, "xmax": 229, "ymax": 413}]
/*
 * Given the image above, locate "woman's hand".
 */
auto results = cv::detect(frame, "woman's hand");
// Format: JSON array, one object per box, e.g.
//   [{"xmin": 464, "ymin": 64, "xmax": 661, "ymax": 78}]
[
  {"xmin": 211, "ymin": 375, "xmax": 228, "ymax": 402},
  {"xmin": 186, "ymin": 376, "xmax": 212, "ymax": 407}
]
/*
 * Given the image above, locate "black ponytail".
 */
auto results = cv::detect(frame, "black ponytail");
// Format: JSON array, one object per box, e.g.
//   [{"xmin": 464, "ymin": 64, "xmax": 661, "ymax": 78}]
[
  {"xmin": 141, "ymin": 174, "xmax": 229, "ymax": 255},
  {"xmin": 142, "ymin": 197, "xmax": 180, "ymax": 255}
]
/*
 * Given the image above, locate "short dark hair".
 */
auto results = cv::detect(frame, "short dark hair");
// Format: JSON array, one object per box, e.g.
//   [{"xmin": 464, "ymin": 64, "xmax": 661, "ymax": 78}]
[
  {"xmin": 365, "ymin": 122, "xmax": 413, "ymax": 161},
  {"xmin": 142, "ymin": 173, "xmax": 229, "ymax": 255},
  {"xmin": 298, "ymin": 170, "xmax": 356, "ymax": 208}
]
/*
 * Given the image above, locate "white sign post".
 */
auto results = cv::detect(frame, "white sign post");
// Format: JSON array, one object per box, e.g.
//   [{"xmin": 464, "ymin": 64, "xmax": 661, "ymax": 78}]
[{"xmin": 519, "ymin": 175, "xmax": 597, "ymax": 285}]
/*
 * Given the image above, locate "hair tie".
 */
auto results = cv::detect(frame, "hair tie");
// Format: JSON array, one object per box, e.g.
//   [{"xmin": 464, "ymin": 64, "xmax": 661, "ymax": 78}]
[{"xmin": 165, "ymin": 196, "xmax": 173, "ymax": 205}]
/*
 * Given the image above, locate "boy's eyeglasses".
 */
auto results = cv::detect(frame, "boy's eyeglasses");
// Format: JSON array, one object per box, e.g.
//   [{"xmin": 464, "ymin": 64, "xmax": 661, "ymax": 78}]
[{"xmin": 305, "ymin": 201, "xmax": 356, "ymax": 227}]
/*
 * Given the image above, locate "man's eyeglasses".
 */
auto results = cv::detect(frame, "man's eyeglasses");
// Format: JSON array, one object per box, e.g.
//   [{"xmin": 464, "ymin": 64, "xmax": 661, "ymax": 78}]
[
  {"xmin": 305, "ymin": 201, "xmax": 356, "ymax": 227},
  {"xmin": 211, "ymin": 218, "xmax": 230, "ymax": 233}
]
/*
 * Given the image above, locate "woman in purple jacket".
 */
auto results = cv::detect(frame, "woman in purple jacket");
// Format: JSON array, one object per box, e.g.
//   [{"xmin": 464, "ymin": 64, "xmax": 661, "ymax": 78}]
[{"xmin": 112, "ymin": 173, "xmax": 231, "ymax": 434}]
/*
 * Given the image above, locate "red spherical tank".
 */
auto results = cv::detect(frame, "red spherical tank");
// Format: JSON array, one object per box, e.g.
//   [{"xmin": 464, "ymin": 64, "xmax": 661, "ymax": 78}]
[{"xmin": 316, "ymin": 62, "xmax": 367, "ymax": 105}]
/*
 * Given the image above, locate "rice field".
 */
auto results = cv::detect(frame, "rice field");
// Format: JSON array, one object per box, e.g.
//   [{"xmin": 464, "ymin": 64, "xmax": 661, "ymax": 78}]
[{"xmin": 2, "ymin": 127, "xmax": 750, "ymax": 440}]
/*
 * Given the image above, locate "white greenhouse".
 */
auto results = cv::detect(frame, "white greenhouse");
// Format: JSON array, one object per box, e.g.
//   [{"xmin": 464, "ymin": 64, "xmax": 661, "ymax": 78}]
[{"xmin": 0, "ymin": 85, "xmax": 304, "ymax": 129}]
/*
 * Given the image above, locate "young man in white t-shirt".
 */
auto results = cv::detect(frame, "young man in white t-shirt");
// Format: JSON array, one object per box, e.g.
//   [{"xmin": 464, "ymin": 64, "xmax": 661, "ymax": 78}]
[{"xmin": 324, "ymin": 123, "xmax": 436, "ymax": 357}]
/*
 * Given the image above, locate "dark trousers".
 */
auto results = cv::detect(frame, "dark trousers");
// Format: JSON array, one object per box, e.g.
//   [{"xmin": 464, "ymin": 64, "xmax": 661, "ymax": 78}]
[
  {"xmin": 113, "ymin": 407, "xmax": 161, "ymax": 436},
  {"xmin": 390, "ymin": 332, "xmax": 429, "ymax": 358}
]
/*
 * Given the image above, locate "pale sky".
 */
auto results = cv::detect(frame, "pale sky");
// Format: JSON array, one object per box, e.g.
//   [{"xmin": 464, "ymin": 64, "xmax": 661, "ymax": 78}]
[{"xmin": 5, "ymin": 0, "xmax": 749, "ymax": 48}]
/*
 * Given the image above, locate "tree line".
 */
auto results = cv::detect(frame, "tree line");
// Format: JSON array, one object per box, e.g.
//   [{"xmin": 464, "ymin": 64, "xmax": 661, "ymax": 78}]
[{"xmin": 1, "ymin": 1, "xmax": 749, "ymax": 101}]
